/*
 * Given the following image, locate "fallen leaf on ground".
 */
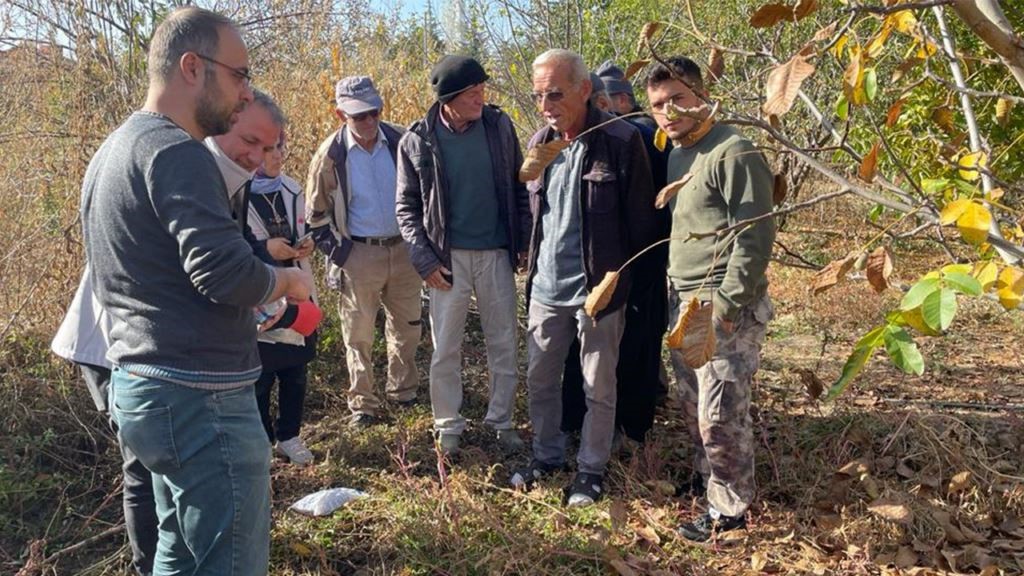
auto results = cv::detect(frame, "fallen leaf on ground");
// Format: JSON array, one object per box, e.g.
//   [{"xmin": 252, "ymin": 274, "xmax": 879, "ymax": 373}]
[{"xmin": 868, "ymin": 498, "xmax": 914, "ymax": 525}]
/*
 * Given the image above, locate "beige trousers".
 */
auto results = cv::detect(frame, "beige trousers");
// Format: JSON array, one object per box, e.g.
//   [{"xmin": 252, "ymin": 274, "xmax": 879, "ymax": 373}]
[{"xmin": 338, "ymin": 241, "xmax": 423, "ymax": 416}]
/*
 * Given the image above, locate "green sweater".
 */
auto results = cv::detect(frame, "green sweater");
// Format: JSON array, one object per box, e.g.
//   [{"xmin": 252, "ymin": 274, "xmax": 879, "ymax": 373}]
[
  {"xmin": 435, "ymin": 120, "xmax": 507, "ymax": 250},
  {"xmin": 666, "ymin": 124, "xmax": 775, "ymax": 321}
]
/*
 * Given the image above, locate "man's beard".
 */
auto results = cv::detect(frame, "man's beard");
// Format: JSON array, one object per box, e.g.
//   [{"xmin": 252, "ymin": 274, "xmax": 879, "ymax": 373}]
[{"xmin": 195, "ymin": 70, "xmax": 238, "ymax": 137}]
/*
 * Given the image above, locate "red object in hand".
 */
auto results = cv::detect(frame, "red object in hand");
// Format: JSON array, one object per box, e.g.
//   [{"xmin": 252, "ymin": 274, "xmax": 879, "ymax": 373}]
[{"xmin": 290, "ymin": 301, "xmax": 322, "ymax": 337}]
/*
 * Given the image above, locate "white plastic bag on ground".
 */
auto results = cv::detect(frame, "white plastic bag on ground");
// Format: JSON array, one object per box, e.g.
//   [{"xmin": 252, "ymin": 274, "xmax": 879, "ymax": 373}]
[{"xmin": 288, "ymin": 488, "xmax": 367, "ymax": 517}]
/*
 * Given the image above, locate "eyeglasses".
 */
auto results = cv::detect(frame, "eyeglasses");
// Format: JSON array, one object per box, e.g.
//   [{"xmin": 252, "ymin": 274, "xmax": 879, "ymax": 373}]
[
  {"xmin": 531, "ymin": 90, "xmax": 565, "ymax": 105},
  {"xmin": 350, "ymin": 109, "xmax": 380, "ymax": 122},
  {"xmin": 196, "ymin": 53, "xmax": 252, "ymax": 85}
]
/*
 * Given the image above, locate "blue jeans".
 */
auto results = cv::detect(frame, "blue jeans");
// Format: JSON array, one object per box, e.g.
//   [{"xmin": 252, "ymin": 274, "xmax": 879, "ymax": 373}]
[{"xmin": 110, "ymin": 369, "xmax": 271, "ymax": 576}]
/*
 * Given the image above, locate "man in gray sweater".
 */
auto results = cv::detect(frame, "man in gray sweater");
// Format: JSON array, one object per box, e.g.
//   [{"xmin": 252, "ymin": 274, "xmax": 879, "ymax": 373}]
[{"xmin": 80, "ymin": 7, "xmax": 312, "ymax": 574}]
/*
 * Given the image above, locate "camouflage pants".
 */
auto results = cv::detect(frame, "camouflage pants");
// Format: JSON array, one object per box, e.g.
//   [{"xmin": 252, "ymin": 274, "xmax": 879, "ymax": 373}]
[{"xmin": 669, "ymin": 291, "xmax": 773, "ymax": 518}]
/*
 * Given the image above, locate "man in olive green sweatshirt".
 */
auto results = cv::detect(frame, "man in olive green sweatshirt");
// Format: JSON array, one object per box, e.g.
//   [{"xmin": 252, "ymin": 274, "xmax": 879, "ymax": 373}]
[{"xmin": 646, "ymin": 56, "xmax": 776, "ymax": 542}]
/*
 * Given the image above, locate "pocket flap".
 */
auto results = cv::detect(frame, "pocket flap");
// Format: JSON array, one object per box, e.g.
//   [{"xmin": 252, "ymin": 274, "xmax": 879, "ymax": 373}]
[{"xmin": 582, "ymin": 170, "xmax": 616, "ymax": 183}]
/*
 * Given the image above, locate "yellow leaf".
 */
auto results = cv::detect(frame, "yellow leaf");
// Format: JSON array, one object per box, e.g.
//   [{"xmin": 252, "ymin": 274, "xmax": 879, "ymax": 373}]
[
  {"xmin": 667, "ymin": 297, "xmax": 700, "ymax": 349},
  {"xmin": 811, "ymin": 252, "xmax": 857, "ymax": 295},
  {"xmin": 865, "ymin": 246, "xmax": 893, "ymax": 293},
  {"xmin": 843, "ymin": 48, "xmax": 866, "ymax": 105},
  {"xmin": 680, "ymin": 302, "xmax": 716, "ymax": 368},
  {"xmin": 941, "ymin": 263, "xmax": 972, "ymax": 275},
  {"xmin": 290, "ymin": 542, "xmax": 313, "ymax": 557},
  {"xmin": 866, "ymin": 19, "xmax": 894, "ymax": 58},
  {"xmin": 519, "ymin": 139, "xmax": 571, "ymax": 182},
  {"xmin": 892, "ymin": 10, "xmax": 918, "ymax": 34},
  {"xmin": 902, "ymin": 306, "xmax": 941, "ymax": 336},
  {"xmin": 763, "ymin": 54, "xmax": 816, "ymax": 117},
  {"xmin": 957, "ymin": 150, "xmax": 988, "ymax": 181},
  {"xmin": 939, "ymin": 198, "xmax": 971, "ymax": 225},
  {"xmin": 653, "ymin": 127, "xmax": 668, "ymax": 152},
  {"xmin": 972, "ymin": 261, "xmax": 999, "ymax": 291},
  {"xmin": 986, "ymin": 187, "xmax": 1004, "ymax": 202},
  {"xmin": 996, "ymin": 266, "xmax": 1024, "ymax": 310},
  {"xmin": 583, "ymin": 271, "xmax": 620, "ymax": 318},
  {"xmin": 915, "ymin": 39, "xmax": 938, "ymax": 58},
  {"xmin": 858, "ymin": 141, "xmax": 881, "ymax": 182},
  {"xmin": 995, "ymin": 98, "xmax": 1013, "ymax": 126},
  {"xmin": 956, "ymin": 201, "xmax": 991, "ymax": 245},
  {"xmin": 654, "ymin": 172, "xmax": 693, "ymax": 209},
  {"xmin": 831, "ymin": 34, "xmax": 849, "ymax": 59}
]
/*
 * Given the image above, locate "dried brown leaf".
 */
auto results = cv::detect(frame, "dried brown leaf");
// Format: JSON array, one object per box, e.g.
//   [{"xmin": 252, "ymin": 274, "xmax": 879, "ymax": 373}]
[
  {"xmin": 773, "ymin": 172, "xmax": 788, "ymax": 205},
  {"xmin": 750, "ymin": 3, "xmax": 793, "ymax": 28},
  {"xmin": 680, "ymin": 301, "xmax": 716, "ymax": 368},
  {"xmin": 751, "ymin": 551, "xmax": 769, "ymax": 571},
  {"xmin": 794, "ymin": 0, "xmax": 818, "ymax": 19},
  {"xmin": 624, "ymin": 59, "xmax": 650, "ymax": 81},
  {"xmin": 947, "ymin": 470, "xmax": 972, "ymax": 495},
  {"xmin": 635, "ymin": 524, "xmax": 661, "ymax": 545},
  {"xmin": 895, "ymin": 546, "xmax": 918, "ymax": 568},
  {"xmin": 583, "ymin": 271, "xmax": 620, "ymax": 319},
  {"xmin": 519, "ymin": 139, "xmax": 571, "ymax": 182},
  {"xmin": 932, "ymin": 106, "xmax": 955, "ymax": 133},
  {"xmin": 865, "ymin": 246, "xmax": 893, "ymax": 293},
  {"xmin": 608, "ymin": 557, "xmax": 639, "ymax": 576},
  {"xmin": 655, "ymin": 172, "xmax": 693, "ymax": 209},
  {"xmin": 666, "ymin": 297, "xmax": 699, "ymax": 349},
  {"xmin": 868, "ymin": 498, "xmax": 914, "ymax": 524},
  {"xmin": 886, "ymin": 98, "xmax": 906, "ymax": 128},
  {"xmin": 837, "ymin": 458, "xmax": 872, "ymax": 476},
  {"xmin": 763, "ymin": 54, "xmax": 815, "ymax": 116},
  {"xmin": 811, "ymin": 253, "xmax": 857, "ymax": 295},
  {"xmin": 708, "ymin": 48, "xmax": 724, "ymax": 83},
  {"xmin": 812, "ymin": 20, "xmax": 838, "ymax": 43},
  {"xmin": 609, "ymin": 500, "xmax": 627, "ymax": 533},
  {"xmin": 796, "ymin": 367, "xmax": 824, "ymax": 400},
  {"xmin": 637, "ymin": 22, "xmax": 662, "ymax": 52},
  {"xmin": 859, "ymin": 140, "xmax": 881, "ymax": 182}
]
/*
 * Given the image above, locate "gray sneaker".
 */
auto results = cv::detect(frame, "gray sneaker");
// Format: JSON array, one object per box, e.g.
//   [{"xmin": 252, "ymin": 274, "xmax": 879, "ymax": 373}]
[
  {"xmin": 438, "ymin": 433, "xmax": 461, "ymax": 457},
  {"xmin": 275, "ymin": 436, "xmax": 314, "ymax": 466},
  {"xmin": 496, "ymin": 429, "xmax": 526, "ymax": 452}
]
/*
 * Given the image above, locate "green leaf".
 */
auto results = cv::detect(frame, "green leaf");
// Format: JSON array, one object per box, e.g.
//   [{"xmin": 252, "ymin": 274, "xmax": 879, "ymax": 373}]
[
  {"xmin": 827, "ymin": 325, "xmax": 886, "ymax": 400},
  {"xmin": 942, "ymin": 271, "xmax": 982, "ymax": 296},
  {"xmin": 864, "ymin": 67, "xmax": 878, "ymax": 102},
  {"xmin": 883, "ymin": 325, "xmax": 925, "ymax": 375},
  {"xmin": 868, "ymin": 204, "xmax": 884, "ymax": 222},
  {"xmin": 921, "ymin": 287, "xmax": 957, "ymax": 331},
  {"xmin": 921, "ymin": 178, "xmax": 951, "ymax": 195},
  {"xmin": 952, "ymin": 179, "xmax": 978, "ymax": 196},
  {"xmin": 900, "ymin": 277, "xmax": 940, "ymax": 311},
  {"xmin": 836, "ymin": 94, "xmax": 849, "ymax": 121}
]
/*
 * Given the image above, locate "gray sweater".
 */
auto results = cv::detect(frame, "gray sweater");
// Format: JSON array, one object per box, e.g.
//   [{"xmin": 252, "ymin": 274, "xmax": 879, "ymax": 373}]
[{"xmin": 81, "ymin": 112, "xmax": 276, "ymax": 389}]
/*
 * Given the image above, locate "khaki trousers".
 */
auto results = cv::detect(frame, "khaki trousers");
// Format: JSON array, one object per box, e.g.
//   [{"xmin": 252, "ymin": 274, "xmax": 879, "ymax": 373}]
[
  {"xmin": 338, "ymin": 241, "xmax": 423, "ymax": 416},
  {"xmin": 428, "ymin": 249, "xmax": 519, "ymax": 436}
]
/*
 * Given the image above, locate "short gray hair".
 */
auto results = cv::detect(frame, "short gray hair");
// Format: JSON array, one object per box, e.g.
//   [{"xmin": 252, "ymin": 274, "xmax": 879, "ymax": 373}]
[
  {"xmin": 252, "ymin": 89, "xmax": 287, "ymax": 128},
  {"xmin": 148, "ymin": 7, "xmax": 235, "ymax": 85},
  {"xmin": 532, "ymin": 49, "xmax": 588, "ymax": 87}
]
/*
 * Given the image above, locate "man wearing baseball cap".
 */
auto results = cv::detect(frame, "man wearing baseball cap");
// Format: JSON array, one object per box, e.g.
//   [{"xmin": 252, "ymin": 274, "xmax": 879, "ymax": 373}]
[
  {"xmin": 396, "ymin": 55, "xmax": 531, "ymax": 456},
  {"xmin": 307, "ymin": 76, "xmax": 423, "ymax": 428}
]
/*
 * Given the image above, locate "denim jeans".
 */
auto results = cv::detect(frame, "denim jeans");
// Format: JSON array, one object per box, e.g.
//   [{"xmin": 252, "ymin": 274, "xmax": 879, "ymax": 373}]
[
  {"xmin": 81, "ymin": 364, "xmax": 157, "ymax": 576},
  {"xmin": 110, "ymin": 369, "xmax": 271, "ymax": 576}
]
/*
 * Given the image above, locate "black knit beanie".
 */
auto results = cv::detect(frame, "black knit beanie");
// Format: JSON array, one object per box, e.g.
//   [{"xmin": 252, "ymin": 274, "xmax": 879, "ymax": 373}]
[{"xmin": 430, "ymin": 55, "xmax": 489, "ymax": 103}]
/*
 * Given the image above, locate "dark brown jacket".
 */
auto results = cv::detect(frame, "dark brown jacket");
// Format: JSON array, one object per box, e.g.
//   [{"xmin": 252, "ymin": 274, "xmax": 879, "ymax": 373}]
[
  {"xmin": 395, "ymin": 102, "xmax": 530, "ymax": 279},
  {"xmin": 524, "ymin": 105, "xmax": 660, "ymax": 319}
]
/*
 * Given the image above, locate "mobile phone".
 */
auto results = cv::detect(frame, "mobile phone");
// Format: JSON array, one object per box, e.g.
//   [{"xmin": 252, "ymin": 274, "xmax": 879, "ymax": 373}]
[{"xmin": 291, "ymin": 231, "xmax": 314, "ymax": 247}]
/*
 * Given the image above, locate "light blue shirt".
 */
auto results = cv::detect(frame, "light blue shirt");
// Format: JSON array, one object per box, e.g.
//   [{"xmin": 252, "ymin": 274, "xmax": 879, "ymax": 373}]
[
  {"xmin": 532, "ymin": 141, "xmax": 587, "ymax": 307},
  {"xmin": 345, "ymin": 127, "xmax": 400, "ymax": 237}
]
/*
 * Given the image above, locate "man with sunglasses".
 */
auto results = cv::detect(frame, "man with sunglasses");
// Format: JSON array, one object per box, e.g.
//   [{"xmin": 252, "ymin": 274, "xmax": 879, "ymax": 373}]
[
  {"xmin": 510, "ymin": 49, "xmax": 659, "ymax": 507},
  {"xmin": 307, "ymin": 76, "xmax": 422, "ymax": 428},
  {"xmin": 396, "ymin": 55, "xmax": 531, "ymax": 457},
  {"xmin": 646, "ymin": 56, "xmax": 775, "ymax": 542},
  {"xmin": 80, "ymin": 7, "xmax": 312, "ymax": 574}
]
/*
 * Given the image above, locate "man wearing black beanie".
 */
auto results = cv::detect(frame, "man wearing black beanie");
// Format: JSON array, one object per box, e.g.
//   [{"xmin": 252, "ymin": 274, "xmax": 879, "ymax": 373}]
[{"xmin": 396, "ymin": 55, "xmax": 532, "ymax": 457}]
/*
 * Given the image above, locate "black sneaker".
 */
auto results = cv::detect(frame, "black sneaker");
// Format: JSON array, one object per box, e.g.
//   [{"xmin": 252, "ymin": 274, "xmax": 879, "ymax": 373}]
[
  {"xmin": 675, "ymin": 473, "xmax": 705, "ymax": 498},
  {"xmin": 509, "ymin": 459, "xmax": 565, "ymax": 490},
  {"xmin": 348, "ymin": 413, "xmax": 382, "ymax": 429},
  {"xmin": 677, "ymin": 511, "xmax": 746, "ymax": 542},
  {"xmin": 562, "ymin": 472, "xmax": 604, "ymax": 507},
  {"xmin": 394, "ymin": 397, "xmax": 419, "ymax": 409}
]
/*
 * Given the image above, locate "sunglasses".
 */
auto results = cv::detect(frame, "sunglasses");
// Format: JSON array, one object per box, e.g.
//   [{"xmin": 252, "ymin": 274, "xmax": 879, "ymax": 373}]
[
  {"xmin": 531, "ymin": 90, "xmax": 565, "ymax": 105},
  {"xmin": 195, "ymin": 53, "xmax": 252, "ymax": 85},
  {"xmin": 350, "ymin": 109, "xmax": 381, "ymax": 121}
]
